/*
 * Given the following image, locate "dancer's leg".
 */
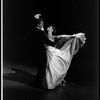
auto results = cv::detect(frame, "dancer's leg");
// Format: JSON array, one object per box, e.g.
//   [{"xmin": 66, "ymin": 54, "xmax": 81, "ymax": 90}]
[{"xmin": 34, "ymin": 50, "xmax": 46, "ymax": 85}]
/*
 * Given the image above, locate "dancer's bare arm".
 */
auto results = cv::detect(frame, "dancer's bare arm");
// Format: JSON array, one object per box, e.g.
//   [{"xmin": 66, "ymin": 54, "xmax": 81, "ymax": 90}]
[
  {"xmin": 56, "ymin": 33, "xmax": 85, "ymax": 38},
  {"xmin": 56, "ymin": 35, "xmax": 72, "ymax": 38}
]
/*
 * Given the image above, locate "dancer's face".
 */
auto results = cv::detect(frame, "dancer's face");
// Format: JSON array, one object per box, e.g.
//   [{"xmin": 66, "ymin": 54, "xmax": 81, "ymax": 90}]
[
  {"xmin": 47, "ymin": 26, "xmax": 56, "ymax": 36},
  {"xmin": 47, "ymin": 26, "xmax": 53, "ymax": 36}
]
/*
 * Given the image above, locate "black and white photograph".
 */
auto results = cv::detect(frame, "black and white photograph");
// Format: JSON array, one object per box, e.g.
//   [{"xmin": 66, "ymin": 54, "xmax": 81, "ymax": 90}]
[{"xmin": 2, "ymin": 0, "xmax": 99, "ymax": 100}]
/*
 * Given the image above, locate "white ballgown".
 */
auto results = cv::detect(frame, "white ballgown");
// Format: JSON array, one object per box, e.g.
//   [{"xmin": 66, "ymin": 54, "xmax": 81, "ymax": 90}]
[{"xmin": 43, "ymin": 33, "xmax": 86, "ymax": 89}]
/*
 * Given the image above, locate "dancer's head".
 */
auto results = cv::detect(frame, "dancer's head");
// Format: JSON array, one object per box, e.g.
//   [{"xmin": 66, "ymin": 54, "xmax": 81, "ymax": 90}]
[
  {"xmin": 47, "ymin": 26, "xmax": 56, "ymax": 42},
  {"xmin": 47, "ymin": 25, "xmax": 56, "ymax": 36}
]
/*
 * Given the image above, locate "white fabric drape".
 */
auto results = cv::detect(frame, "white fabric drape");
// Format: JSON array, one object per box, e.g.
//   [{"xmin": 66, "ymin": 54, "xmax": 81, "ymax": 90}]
[{"xmin": 43, "ymin": 33, "xmax": 86, "ymax": 89}]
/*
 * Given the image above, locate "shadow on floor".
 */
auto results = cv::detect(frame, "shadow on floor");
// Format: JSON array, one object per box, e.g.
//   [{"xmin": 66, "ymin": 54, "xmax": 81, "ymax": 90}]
[
  {"xmin": 3, "ymin": 68, "xmax": 36, "ymax": 87},
  {"xmin": 3, "ymin": 68, "xmax": 98, "ymax": 100}
]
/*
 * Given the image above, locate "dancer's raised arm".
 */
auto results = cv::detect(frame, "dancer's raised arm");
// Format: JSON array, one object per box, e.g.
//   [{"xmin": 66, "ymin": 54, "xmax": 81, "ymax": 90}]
[{"xmin": 34, "ymin": 14, "xmax": 44, "ymax": 31}]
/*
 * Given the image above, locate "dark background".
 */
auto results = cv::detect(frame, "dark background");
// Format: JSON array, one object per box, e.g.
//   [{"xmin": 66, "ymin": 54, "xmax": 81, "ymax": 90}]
[{"xmin": 4, "ymin": 0, "xmax": 99, "ymax": 86}]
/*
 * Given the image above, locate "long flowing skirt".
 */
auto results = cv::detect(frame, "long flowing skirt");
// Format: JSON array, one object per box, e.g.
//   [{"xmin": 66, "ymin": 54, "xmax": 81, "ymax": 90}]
[{"xmin": 43, "ymin": 33, "xmax": 86, "ymax": 89}]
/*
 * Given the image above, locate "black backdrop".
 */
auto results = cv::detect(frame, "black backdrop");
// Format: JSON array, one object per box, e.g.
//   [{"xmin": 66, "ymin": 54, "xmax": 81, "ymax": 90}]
[{"xmin": 4, "ymin": 0, "xmax": 99, "ymax": 86}]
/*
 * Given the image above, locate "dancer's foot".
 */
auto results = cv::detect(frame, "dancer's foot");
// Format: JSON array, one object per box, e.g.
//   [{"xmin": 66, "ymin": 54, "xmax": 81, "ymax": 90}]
[{"xmin": 60, "ymin": 80, "xmax": 66, "ymax": 87}]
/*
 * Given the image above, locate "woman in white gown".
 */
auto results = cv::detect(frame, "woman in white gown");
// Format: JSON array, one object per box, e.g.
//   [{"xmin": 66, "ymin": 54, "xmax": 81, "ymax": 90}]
[{"xmin": 34, "ymin": 14, "xmax": 86, "ymax": 89}]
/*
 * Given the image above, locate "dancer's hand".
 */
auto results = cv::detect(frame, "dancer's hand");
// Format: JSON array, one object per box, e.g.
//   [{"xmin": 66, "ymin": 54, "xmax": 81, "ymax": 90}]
[{"xmin": 34, "ymin": 14, "xmax": 41, "ymax": 19}]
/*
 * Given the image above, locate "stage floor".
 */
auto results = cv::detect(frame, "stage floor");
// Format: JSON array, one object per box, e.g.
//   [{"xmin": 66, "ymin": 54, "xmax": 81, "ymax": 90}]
[{"xmin": 3, "ymin": 62, "xmax": 98, "ymax": 100}]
